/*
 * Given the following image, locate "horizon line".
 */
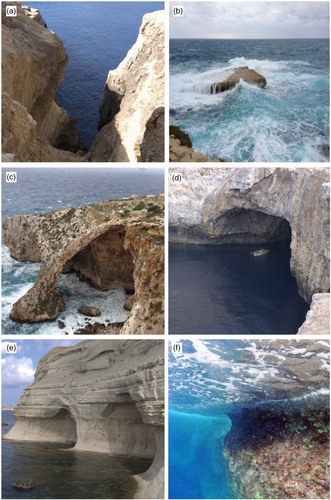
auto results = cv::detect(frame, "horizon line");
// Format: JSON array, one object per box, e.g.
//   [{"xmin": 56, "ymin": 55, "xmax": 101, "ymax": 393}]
[{"xmin": 170, "ymin": 37, "xmax": 329, "ymax": 40}]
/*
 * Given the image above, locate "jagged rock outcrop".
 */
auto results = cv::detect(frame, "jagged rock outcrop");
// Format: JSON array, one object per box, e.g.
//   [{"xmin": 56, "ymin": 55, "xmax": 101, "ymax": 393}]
[
  {"xmin": 170, "ymin": 135, "xmax": 227, "ymax": 162},
  {"xmin": 298, "ymin": 293, "xmax": 330, "ymax": 334},
  {"xmin": 3, "ymin": 196, "xmax": 164, "ymax": 334},
  {"xmin": 169, "ymin": 167, "xmax": 330, "ymax": 315},
  {"xmin": 89, "ymin": 11, "xmax": 164, "ymax": 162},
  {"xmin": 211, "ymin": 66, "xmax": 267, "ymax": 93},
  {"xmin": 4, "ymin": 339, "xmax": 165, "ymax": 499},
  {"xmin": 2, "ymin": 2, "xmax": 85, "ymax": 161}
]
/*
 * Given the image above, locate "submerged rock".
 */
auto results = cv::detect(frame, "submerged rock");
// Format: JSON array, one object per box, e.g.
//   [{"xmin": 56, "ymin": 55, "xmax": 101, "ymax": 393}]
[
  {"xmin": 12, "ymin": 479, "xmax": 37, "ymax": 490},
  {"xmin": 211, "ymin": 66, "xmax": 267, "ymax": 93}
]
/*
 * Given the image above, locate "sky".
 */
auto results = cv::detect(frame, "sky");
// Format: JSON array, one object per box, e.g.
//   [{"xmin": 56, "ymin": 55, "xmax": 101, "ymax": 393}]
[
  {"xmin": 2, "ymin": 340, "xmax": 81, "ymax": 405},
  {"xmin": 170, "ymin": 1, "xmax": 330, "ymax": 39}
]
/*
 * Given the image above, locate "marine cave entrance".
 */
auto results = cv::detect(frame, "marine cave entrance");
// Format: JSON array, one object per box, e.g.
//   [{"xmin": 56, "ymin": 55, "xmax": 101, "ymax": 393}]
[
  {"xmin": 63, "ymin": 226, "xmax": 135, "ymax": 292},
  {"xmin": 101, "ymin": 394, "xmax": 157, "ymax": 462},
  {"xmin": 213, "ymin": 208, "xmax": 292, "ymax": 245},
  {"xmin": 58, "ymin": 226, "xmax": 135, "ymax": 329}
]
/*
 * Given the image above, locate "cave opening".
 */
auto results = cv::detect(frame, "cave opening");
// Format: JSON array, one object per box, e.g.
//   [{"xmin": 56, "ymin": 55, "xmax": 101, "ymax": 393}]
[
  {"xmin": 56, "ymin": 226, "xmax": 135, "ymax": 332},
  {"xmin": 100, "ymin": 397, "xmax": 157, "ymax": 461},
  {"xmin": 169, "ymin": 208, "xmax": 310, "ymax": 334}
]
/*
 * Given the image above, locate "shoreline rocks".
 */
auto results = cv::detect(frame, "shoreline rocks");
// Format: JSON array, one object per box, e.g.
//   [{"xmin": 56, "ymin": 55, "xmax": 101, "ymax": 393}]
[
  {"xmin": 2, "ymin": 2, "xmax": 85, "ymax": 161},
  {"xmin": 89, "ymin": 10, "xmax": 164, "ymax": 162},
  {"xmin": 168, "ymin": 167, "xmax": 330, "ymax": 320},
  {"xmin": 4, "ymin": 340, "xmax": 165, "ymax": 499},
  {"xmin": 3, "ymin": 195, "xmax": 164, "ymax": 334},
  {"xmin": 211, "ymin": 66, "xmax": 267, "ymax": 93},
  {"xmin": 170, "ymin": 126, "xmax": 227, "ymax": 162}
]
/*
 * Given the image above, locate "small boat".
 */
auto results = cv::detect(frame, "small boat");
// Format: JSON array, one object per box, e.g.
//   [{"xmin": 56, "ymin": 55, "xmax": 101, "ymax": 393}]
[{"xmin": 251, "ymin": 249, "xmax": 270, "ymax": 256}]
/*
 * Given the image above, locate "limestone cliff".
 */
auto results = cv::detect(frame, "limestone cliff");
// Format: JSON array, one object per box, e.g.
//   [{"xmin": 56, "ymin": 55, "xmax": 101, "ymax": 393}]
[
  {"xmin": 2, "ymin": 2, "xmax": 85, "ymax": 161},
  {"xmin": 89, "ymin": 11, "xmax": 164, "ymax": 162},
  {"xmin": 4, "ymin": 339, "xmax": 165, "ymax": 499},
  {"xmin": 169, "ymin": 167, "xmax": 330, "ymax": 332},
  {"xmin": 3, "ymin": 196, "xmax": 164, "ymax": 334}
]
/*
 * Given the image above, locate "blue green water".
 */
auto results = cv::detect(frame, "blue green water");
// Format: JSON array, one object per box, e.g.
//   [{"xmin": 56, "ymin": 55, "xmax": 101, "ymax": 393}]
[
  {"xmin": 169, "ymin": 410, "xmax": 233, "ymax": 499},
  {"xmin": 170, "ymin": 38, "xmax": 329, "ymax": 161}
]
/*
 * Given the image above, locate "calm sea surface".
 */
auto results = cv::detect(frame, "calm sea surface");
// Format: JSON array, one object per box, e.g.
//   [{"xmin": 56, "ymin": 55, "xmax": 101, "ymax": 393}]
[
  {"xmin": 29, "ymin": 2, "xmax": 164, "ymax": 148},
  {"xmin": 169, "ymin": 241, "xmax": 309, "ymax": 334},
  {"xmin": 2, "ymin": 411, "xmax": 151, "ymax": 499},
  {"xmin": 2, "ymin": 168, "xmax": 164, "ymax": 335},
  {"xmin": 170, "ymin": 38, "xmax": 329, "ymax": 161}
]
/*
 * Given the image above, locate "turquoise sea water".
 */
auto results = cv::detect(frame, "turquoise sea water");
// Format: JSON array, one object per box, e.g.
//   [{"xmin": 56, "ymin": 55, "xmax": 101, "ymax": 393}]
[
  {"xmin": 170, "ymin": 38, "xmax": 329, "ymax": 161},
  {"xmin": 29, "ymin": 2, "xmax": 164, "ymax": 148}
]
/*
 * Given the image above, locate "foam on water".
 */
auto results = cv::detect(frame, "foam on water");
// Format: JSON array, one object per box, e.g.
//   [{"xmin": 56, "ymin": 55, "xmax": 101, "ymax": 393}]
[
  {"xmin": 2, "ymin": 248, "xmax": 129, "ymax": 335},
  {"xmin": 170, "ymin": 40, "xmax": 329, "ymax": 162}
]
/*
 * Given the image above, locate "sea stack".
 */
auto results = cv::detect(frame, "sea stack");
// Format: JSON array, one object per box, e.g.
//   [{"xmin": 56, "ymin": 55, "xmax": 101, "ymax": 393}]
[{"xmin": 211, "ymin": 66, "xmax": 267, "ymax": 93}]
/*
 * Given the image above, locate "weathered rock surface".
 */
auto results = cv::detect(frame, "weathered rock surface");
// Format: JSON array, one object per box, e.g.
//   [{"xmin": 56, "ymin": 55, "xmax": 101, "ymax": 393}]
[
  {"xmin": 77, "ymin": 306, "xmax": 101, "ymax": 317},
  {"xmin": 4, "ymin": 339, "xmax": 165, "ymax": 499},
  {"xmin": 170, "ymin": 135, "xmax": 227, "ymax": 162},
  {"xmin": 3, "ymin": 196, "xmax": 164, "ymax": 334},
  {"xmin": 211, "ymin": 66, "xmax": 267, "ymax": 93},
  {"xmin": 89, "ymin": 10, "xmax": 164, "ymax": 162},
  {"xmin": 169, "ymin": 167, "xmax": 330, "ymax": 310},
  {"xmin": 2, "ymin": 2, "xmax": 85, "ymax": 161},
  {"xmin": 298, "ymin": 293, "xmax": 330, "ymax": 334}
]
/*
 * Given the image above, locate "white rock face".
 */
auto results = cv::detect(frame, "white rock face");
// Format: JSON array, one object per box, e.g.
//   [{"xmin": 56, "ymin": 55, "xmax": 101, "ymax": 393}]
[
  {"xmin": 169, "ymin": 167, "xmax": 330, "ymax": 306},
  {"xmin": 90, "ymin": 10, "xmax": 164, "ymax": 162},
  {"xmin": 297, "ymin": 293, "xmax": 330, "ymax": 334},
  {"xmin": 5, "ymin": 340, "xmax": 164, "ymax": 499}
]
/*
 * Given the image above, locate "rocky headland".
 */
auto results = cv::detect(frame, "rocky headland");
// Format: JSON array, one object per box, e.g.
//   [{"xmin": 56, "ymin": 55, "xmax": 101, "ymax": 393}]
[
  {"xmin": 3, "ymin": 195, "xmax": 164, "ymax": 334},
  {"xmin": 2, "ymin": 3, "xmax": 164, "ymax": 162},
  {"xmin": 169, "ymin": 167, "xmax": 330, "ymax": 333},
  {"xmin": 4, "ymin": 339, "xmax": 165, "ymax": 499},
  {"xmin": 210, "ymin": 66, "xmax": 267, "ymax": 93},
  {"xmin": 90, "ymin": 10, "xmax": 164, "ymax": 162}
]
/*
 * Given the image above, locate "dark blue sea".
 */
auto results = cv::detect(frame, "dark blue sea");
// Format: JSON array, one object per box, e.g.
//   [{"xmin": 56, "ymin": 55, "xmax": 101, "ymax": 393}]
[
  {"xmin": 2, "ymin": 168, "xmax": 164, "ymax": 335},
  {"xmin": 169, "ymin": 241, "xmax": 309, "ymax": 334},
  {"xmin": 2, "ymin": 410, "xmax": 151, "ymax": 499},
  {"xmin": 29, "ymin": 2, "xmax": 164, "ymax": 148},
  {"xmin": 170, "ymin": 38, "xmax": 329, "ymax": 161}
]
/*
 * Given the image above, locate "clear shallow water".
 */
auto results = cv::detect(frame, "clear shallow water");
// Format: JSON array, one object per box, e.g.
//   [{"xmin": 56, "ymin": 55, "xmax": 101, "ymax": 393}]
[
  {"xmin": 2, "ymin": 411, "xmax": 151, "ymax": 499},
  {"xmin": 169, "ymin": 410, "xmax": 233, "ymax": 499},
  {"xmin": 2, "ymin": 168, "xmax": 164, "ymax": 335},
  {"xmin": 168, "ymin": 339, "xmax": 330, "ymax": 499},
  {"xmin": 29, "ymin": 2, "xmax": 164, "ymax": 148},
  {"xmin": 169, "ymin": 241, "xmax": 309, "ymax": 334},
  {"xmin": 170, "ymin": 38, "xmax": 329, "ymax": 161}
]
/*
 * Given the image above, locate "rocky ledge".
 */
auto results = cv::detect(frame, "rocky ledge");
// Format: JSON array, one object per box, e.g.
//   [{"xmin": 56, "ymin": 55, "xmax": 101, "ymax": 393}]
[
  {"xmin": 90, "ymin": 10, "xmax": 164, "ymax": 162},
  {"xmin": 2, "ymin": 3, "xmax": 164, "ymax": 162},
  {"xmin": 169, "ymin": 126, "xmax": 226, "ymax": 162},
  {"xmin": 211, "ymin": 66, "xmax": 267, "ymax": 93},
  {"xmin": 169, "ymin": 167, "xmax": 330, "ymax": 332},
  {"xmin": 4, "ymin": 340, "xmax": 165, "ymax": 499},
  {"xmin": 3, "ymin": 196, "xmax": 164, "ymax": 334},
  {"xmin": 2, "ymin": 2, "xmax": 86, "ymax": 161}
]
